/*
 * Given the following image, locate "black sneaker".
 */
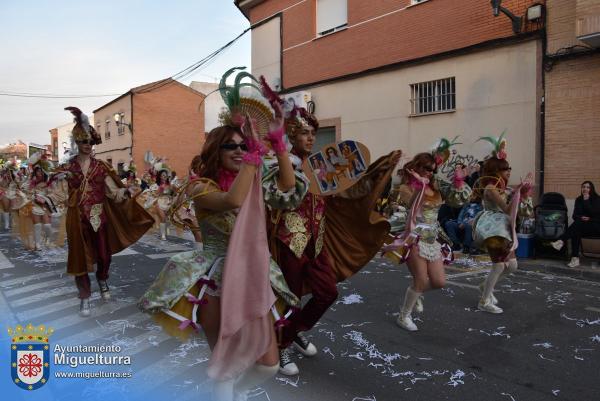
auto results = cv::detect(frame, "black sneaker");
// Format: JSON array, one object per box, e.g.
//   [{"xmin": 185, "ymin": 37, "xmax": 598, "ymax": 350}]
[
  {"xmin": 279, "ymin": 348, "xmax": 299, "ymax": 376},
  {"xmin": 293, "ymin": 333, "xmax": 317, "ymax": 357}
]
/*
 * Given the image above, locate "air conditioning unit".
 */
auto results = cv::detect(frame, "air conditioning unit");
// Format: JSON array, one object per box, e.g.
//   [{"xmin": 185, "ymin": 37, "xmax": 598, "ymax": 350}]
[
  {"xmin": 577, "ymin": 15, "xmax": 600, "ymax": 48},
  {"xmin": 283, "ymin": 91, "xmax": 312, "ymax": 109}
]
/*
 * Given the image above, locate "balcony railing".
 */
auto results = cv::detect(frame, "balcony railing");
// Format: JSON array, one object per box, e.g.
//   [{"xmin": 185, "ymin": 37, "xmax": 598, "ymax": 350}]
[{"xmin": 576, "ymin": 1, "xmax": 600, "ymax": 48}]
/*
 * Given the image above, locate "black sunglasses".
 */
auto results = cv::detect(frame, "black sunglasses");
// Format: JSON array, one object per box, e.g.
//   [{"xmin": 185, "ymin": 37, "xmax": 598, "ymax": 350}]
[
  {"xmin": 220, "ymin": 143, "xmax": 248, "ymax": 151},
  {"xmin": 424, "ymin": 166, "xmax": 437, "ymax": 173},
  {"xmin": 76, "ymin": 140, "xmax": 92, "ymax": 145},
  {"xmin": 500, "ymin": 167, "xmax": 512, "ymax": 171}
]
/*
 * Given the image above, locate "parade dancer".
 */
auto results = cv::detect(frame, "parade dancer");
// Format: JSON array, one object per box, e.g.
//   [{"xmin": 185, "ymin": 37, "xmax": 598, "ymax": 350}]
[
  {"xmin": 139, "ymin": 68, "xmax": 308, "ymax": 401},
  {"xmin": 262, "ymin": 79, "xmax": 401, "ymax": 374},
  {"xmin": 0, "ymin": 161, "xmax": 18, "ymax": 230},
  {"xmin": 384, "ymin": 138, "xmax": 471, "ymax": 332},
  {"xmin": 50, "ymin": 107, "xmax": 154, "ymax": 317},
  {"xmin": 143, "ymin": 158, "xmax": 175, "ymax": 241},
  {"xmin": 472, "ymin": 133, "xmax": 533, "ymax": 314},
  {"xmin": 26, "ymin": 153, "xmax": 59, "ymax": 250},
  {"xmin": 170, "ymin": 154, "xmax": 205, "ymax": 250}
]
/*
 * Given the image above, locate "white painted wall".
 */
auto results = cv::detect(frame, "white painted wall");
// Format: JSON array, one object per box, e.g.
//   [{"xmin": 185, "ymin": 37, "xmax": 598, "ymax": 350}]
[
  {"xmin": 305, "ymin": 40, "xmax": 539, "ymax": 186},
  {"xmin": 189, "ymin": 82, "xmax": 226, "ymax": 133},
  {"xmin": 251, "ymin": 16, "xmax": 281, "ymax": 91}
]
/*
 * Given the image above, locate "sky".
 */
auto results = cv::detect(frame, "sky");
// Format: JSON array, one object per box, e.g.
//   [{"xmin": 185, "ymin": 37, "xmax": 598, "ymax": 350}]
[{"xmin": 0, "ymin": 0, "xmax": 251, "ymax": 145}]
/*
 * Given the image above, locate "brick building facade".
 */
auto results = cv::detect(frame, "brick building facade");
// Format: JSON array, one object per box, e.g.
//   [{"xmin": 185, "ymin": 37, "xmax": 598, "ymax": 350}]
[
  {"xmin": 544, "ymin": 0, "xmax": 600, "ymax": 199},
  {"xmin": 237, "ymin": 0, "xmax": 546, "ymax": 186},
  {"xmin": 93, "ymin": 79, "xmax": 205, "ymax": 177}
]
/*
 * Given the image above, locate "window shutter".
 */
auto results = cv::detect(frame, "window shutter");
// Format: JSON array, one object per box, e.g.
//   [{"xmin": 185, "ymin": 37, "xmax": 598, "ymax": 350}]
[{"xmin": 317, "ymin": 0, "xmax": 347, "ymax": 35}]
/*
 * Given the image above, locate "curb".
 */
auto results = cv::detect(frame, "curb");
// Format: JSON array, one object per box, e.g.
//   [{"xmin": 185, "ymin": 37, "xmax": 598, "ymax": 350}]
[{"xmin": 517, "ymin": 259, "xmax": 600, "ymax": 282}]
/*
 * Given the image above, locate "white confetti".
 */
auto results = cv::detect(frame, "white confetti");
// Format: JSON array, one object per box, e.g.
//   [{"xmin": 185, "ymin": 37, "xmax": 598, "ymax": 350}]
[
  {"xmin": 446, "ymin": 369, "xmax": 465, "ymax": 387},
  {"xmin": 532, "ymin": 342, "xmax": 553, "ymax": 349},
  {"xmin": 501, "ymin": 392, "xmax": 517, "ymax": 401},
  {"xmin": 318, "ymin": 328, "xmax": 336, "ymax": 342},
  {"xmin": 322, "ymin": 347, "xmax": 335, "ymax": 359},
  {"xmin": 552, "ymin": 390, "xmax": 560, "ymax": 396},
  {"xmin": 341, "ymin": 322, "xmax": 372, "ymax": 328},
  {"xmin": 591, "ymin": 335, "xmax": 600, "ymax": 343},
  {"xmin": 538, "ymin": 353, "xmax": 556, "ymax": 362},
  {"xmin": 337, "ymin": 293, "xmax": 364, "ymax": 305},
  {"xmin": 276, "ymin": 376, "xmax": 299, "ymax": 387}
]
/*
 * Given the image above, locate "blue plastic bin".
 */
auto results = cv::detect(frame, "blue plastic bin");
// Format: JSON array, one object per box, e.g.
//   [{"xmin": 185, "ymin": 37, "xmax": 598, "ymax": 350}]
[{"xmin": 516, "ymin": 233, "xmax": 534, "ymax": 258}]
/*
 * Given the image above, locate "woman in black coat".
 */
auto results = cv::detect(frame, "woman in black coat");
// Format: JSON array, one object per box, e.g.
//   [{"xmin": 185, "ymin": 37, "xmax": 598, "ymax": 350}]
[{"xmin": 552, "ymin": 181, "xmax": 600, "ymax": 267}]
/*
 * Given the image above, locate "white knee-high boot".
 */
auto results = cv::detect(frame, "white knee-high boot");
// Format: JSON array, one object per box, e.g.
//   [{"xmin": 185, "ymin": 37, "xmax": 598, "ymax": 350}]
[
  {"xmin": 159, "ymin": 223, "xmax": 167, "ymax": 240},
  {"xmin": 33, "ymin": 223, "xmax": 42, "ymax": 250},
  {"xmin": 3, "ymin": 212, "xmax": 9, "ymax": 230},
  {"xmin": 234, "ymin": 363, "xmax": 278, "ymax": 399},
  {"xmin": 43, "ymin": 223, "xmax": 53, "ymax": 245},
  {"xmin": 479, "ymin": 262, "xmax": 505, "ymax": 313},
  {"xmin": 397, "ymin": 286, "xmax": 421, "ymax": 331}
]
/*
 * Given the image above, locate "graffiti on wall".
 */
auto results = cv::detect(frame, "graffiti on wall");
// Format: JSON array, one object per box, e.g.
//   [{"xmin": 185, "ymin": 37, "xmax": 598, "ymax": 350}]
[{"xmin": 439, "ymin": 150, "xmax": 480, "ymax": 180}]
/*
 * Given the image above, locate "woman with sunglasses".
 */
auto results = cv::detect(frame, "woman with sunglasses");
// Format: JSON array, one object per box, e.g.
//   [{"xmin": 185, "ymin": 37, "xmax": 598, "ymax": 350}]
[
  {"xmin": 472, "ymin": 135, "xmax": 533, "ymax": 314},
  {"xmin": 551, "ymin": 181, "xmax": 600, "ymax": 267},
  {"xmin": 139, "ymin": 71, "xmax": 308, "ymax": 400},
  {"xmin": 389, "ymin": 139, "xmax": 472, "ymax": 332}
]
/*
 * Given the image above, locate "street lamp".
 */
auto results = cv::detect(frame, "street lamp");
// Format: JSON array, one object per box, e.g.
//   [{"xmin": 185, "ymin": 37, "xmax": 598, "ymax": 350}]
[
  {"xmin": 113, "ymin": 113, "xmax": 132, "ymax": 131},
  {"xmin": 490, "ymin": 0, "xmax": 522, "ymax": 34}
]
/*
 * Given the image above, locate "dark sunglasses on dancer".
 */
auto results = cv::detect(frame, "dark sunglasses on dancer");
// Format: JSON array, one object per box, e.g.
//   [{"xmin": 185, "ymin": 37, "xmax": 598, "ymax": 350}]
[
  {"xmin": 500, "ymin": 167, "xmax": 512, "ymax": 171},
  {"xmin": 76, "ymin": 139, "xmax": 92, "ymax": 145},
  {"xmin": 424, "ymin": 166, "xmax": 437, "ymax": 173},
  {"xmin": 220, "ymin": 143, "xmax": 248, "ymax": 152}
]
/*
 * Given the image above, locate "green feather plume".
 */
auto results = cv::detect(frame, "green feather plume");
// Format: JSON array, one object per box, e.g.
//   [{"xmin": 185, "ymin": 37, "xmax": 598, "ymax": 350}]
[
  {"xmin": 434, "ymin": 135, "xmax": 461, "ymax": 155},
  {"xmin": 477, "ymin": 129, "xmax": 507, "ymax": 155},
  {"xmin": 219, "ymin": 67, "xmax": 263, "ymax": 110}
]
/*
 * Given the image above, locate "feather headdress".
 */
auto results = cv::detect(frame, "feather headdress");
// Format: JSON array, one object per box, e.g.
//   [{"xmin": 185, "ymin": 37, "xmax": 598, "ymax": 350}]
[
  {"xmin": 143, "ymin": 151, "xmax": 171, "ymax": 178},
  {"xmin": 477, "ymin": 130, "xmax": 507, "ymax": 160},
  {"xmin": 64, "ymin": 106, "xmax": 102, "ymax": 145},
  {"xmin": 258, "ymin": 74, "xmax": 318, "ymax": 138},
  {"xmin": 431, "ymin": 136, "xmax": 461, "ymax": 166},
  {"xmin": 123, "ymin": 160, "xmax": 137, "ymax": 175},
  {"xmin": 27, "ymin": 152, "xmax": 54, "ymax": 174},
  {"xmin": 217, "ymin": 67, "xmax": 274, "ymax": 137}
]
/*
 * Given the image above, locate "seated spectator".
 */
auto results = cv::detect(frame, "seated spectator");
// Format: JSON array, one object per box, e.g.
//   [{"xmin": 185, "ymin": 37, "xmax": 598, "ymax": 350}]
[
  {"xmin": 552, "ymin": 181, "xmax": 600, "ymax": 267},
  {"xmin": 443, "ymin": 198, "xmax": 482, "ymax": 254},
  {"xmin": 466, "ymin": 161, "xmax": 483, "ymax": 188},
  {"xmin": 438, "ymin": 203, "xmax": 461, "ymax": 251}
]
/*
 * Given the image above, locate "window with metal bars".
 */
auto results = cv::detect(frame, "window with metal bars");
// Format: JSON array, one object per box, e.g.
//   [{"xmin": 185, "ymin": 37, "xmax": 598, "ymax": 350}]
[{"xmin": 410, "ymin": 77, "xmax": 455, "ymax": 115}]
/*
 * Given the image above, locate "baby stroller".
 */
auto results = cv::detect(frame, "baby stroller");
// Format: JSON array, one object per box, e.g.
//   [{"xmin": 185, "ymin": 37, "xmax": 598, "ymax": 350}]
[{"xmin": 533, "ymin": 192, "xmax": 569, "ymax": 259}]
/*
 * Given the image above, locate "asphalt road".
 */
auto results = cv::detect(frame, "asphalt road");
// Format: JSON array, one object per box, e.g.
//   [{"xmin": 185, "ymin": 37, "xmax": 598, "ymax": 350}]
[{"xmin": 1, "ymin": 230, "xmax": 599, "ymax": 401}]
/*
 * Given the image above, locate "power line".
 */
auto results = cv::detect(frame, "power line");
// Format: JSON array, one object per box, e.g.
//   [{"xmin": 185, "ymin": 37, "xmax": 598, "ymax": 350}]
[
  {"xmin": 136, "ymin": 27, "xmax": 250, "ymax": 94},
  {"xmin": 0, "ymin": 92, "xmax": 121, "ymax": 98}
]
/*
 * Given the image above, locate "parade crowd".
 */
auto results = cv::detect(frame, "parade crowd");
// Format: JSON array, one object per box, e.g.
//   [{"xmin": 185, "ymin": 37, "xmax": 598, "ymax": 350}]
[{"xmin": 2, "ymin": 68, "xmax": 599, "ymax": 401}]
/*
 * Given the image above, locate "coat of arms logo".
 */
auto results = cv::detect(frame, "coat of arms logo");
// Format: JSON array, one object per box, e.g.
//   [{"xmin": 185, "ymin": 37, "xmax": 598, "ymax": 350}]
[{"xmin": 8, "ymin": 323, "xmax": 54, "ymax": 390}]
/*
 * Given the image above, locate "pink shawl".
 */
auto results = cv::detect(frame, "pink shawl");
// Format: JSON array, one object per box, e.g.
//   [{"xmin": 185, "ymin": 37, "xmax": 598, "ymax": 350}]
[{"xmin": 207, "ymin": 170, "xmax": 275, "ymax": 380}]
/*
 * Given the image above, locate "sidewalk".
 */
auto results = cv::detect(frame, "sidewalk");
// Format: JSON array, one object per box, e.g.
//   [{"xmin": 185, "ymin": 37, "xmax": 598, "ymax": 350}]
[
  {"xmin": 450, "ymin": 251, "xmax": 600, "ymax": 282},
  {"xmin": 517, "ymin": 256, "xmax": 600, "ymax": 282}
]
